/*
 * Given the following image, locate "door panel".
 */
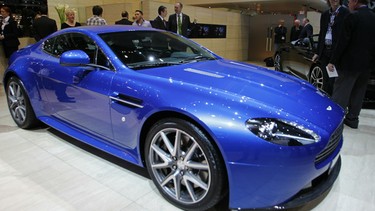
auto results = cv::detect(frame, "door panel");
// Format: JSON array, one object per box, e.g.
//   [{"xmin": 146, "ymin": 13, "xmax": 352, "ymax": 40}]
[
  {"xmin": 39, "ymin": 32, "xmax": 115, "ymax": 141},
  {"xmin": 41, "ymin": 55, "xmax": 115, "ymax": 140}
]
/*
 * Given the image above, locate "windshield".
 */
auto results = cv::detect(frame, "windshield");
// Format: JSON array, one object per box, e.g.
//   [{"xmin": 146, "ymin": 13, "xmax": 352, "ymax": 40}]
[{"xmin": 99, "ymin": 31, "xmax": 216, "ymax": 70}]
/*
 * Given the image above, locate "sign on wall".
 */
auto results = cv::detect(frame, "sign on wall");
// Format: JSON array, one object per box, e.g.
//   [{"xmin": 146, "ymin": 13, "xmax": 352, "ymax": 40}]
[{"xmin": 189, "ymin": 24, "xmax": 227, "ymax": 39}]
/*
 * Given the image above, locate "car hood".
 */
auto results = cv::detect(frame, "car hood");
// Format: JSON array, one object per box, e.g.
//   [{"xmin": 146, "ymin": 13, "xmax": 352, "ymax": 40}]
[{"xmin": 140, "ymin": 59, "xmax": 343, "ymax": 129}]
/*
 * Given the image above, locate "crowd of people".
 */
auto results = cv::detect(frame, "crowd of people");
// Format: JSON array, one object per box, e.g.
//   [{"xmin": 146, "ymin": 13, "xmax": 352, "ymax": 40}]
[
  {"xmin": 0, "ymin": 2, "xmax": 195, "ymax": 58},
  {"xmin": 1, "ymin": 0, "xmax": 374, "ymax": 129}
]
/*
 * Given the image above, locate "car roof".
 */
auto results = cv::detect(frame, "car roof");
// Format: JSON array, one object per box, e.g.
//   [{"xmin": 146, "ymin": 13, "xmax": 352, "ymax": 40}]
[{"xmin": 60, "ymin": 25, "xmax": 160, "ymax": 35}]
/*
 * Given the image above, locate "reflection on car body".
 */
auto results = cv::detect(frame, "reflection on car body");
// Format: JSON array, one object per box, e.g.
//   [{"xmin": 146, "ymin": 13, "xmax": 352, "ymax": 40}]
[{"xmin": 3, "ymin": 26, "xmax": 345, "ymax": 210}]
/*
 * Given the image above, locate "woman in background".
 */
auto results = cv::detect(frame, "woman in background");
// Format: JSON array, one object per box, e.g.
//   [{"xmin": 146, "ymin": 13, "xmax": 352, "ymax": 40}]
[
  {"xmin": 0, "ymin": 6, "xmax": 20, "ymax": 58},
  {"xmin": 61, "ymin": 8, "xmax": 81, "ymax": 29}
]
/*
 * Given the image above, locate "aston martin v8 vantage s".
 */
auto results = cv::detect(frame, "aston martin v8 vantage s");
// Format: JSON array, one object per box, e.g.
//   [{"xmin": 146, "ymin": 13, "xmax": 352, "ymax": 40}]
[{"xmin": 3, "ymin": 26, "xmax": 344, "ymax": 210}]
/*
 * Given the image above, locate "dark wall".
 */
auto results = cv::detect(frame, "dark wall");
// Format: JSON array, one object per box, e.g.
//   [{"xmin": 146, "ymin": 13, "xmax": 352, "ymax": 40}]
[{"xmin": 0, "ymin": 0, "xmax": 48, "ymax": 37}]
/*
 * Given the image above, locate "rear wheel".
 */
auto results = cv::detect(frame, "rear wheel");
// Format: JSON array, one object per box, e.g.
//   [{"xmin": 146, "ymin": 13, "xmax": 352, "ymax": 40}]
[
  {"xmin": 274, "ymin": 53, "xmax": 282, "ymax": 71},
  {"xmin": 309, "ymin": 65, "xmax": 328, "ymax": 92},
  {"xmin": 6, "ymin": 77, "xmax": 39, "ymax": 129},
  {"xmin": 145, "ymin": 118, "xmax": 225, "ymax": 211}
]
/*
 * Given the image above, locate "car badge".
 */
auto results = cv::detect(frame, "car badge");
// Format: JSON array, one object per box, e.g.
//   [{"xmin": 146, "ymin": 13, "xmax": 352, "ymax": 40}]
[{"xmin": 326, "ymin": 106, "xmax": 332, "ymax": 111}]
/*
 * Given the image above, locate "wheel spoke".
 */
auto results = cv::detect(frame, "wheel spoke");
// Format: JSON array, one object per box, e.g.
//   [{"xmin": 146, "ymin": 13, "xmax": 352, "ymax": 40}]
[
  {"xmin": 15, "ymin": 106, "xmax": 26, "ymax": 121},
  {"xmin": 186, "ymin": 161, "xmax": 209, "ymax": 170},
  {"xmin": 173, "ymin": 130, "xmax": 182, "ymax": 157},
  {"xmin": 16, "ymin": 85, "xmax": 21, "ymax": 98},
  {"xmin": 184, "ymin": 171, "xmax": 208, "ymax": 190},
  {"xmin": 185, "ymin": 142, "xmax": 198, "ymax": 160},
  {"xmin": 8, "ymin": 97, "xmax": 17, "ymax": 109},
  {"xmin": 160, "ymin": 131, "xmax": 174, "ymax": 155},
  {"xmin": 9, "ymin": 84, "xmax": 16, "ymax": 97},
  {"xmin": 151, "ymin": 144, "xmax": 171, "ymax": 163},
  {"xmin": 184, "ymin": 176, "xmax": 197, "ymax": 202},
  {"xmin": 174, "ymin": 173, "xmax": 182, "ymax": 200},
  {"xmin": 151, "ymin": 162, "xmax": 170, "ymax": 169},
  {"xmin": 160, "ymin": 171, "xmax": 177, "ymax": 187}
]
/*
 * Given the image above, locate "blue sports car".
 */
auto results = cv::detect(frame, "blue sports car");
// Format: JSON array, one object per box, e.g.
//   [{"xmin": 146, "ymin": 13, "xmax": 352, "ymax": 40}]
[{"xmin": 3, "ymin": 26, "xmax": 344, "ymax": 210}]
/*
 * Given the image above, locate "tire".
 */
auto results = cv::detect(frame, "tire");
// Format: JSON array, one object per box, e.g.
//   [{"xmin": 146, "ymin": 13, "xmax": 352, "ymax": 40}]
[
  {"xmin": 309, "ymin": 65, "xmax": 328, "ymax": 92},
  {"xmin": 6, "ymin": 77, "xmax": 39, "ymax": 129},
  {"xmin": 274, "ymin": 53, "xmax": 283, "ymax": 71},
  {"xmin": 144, "ymin": 118, "xmax": 226, "ymax": 211}
]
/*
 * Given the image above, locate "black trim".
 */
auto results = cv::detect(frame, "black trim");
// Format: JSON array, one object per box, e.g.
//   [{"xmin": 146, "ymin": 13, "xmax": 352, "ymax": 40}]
[{"xmin": 110, "ymin": 94, "xmax": 144, "ymax": 108}]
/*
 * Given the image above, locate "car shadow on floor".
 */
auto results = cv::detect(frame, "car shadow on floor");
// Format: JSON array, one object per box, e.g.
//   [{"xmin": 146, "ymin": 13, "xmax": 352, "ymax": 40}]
[{"xmin": 46, "ymin": 127, "xmax": 332, "ymax": 211}]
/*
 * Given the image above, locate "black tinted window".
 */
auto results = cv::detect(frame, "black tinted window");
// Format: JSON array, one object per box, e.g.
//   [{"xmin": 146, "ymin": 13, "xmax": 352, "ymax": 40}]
[
  {"xmin": 99, "ymin": 31, "xmax": 216, "ymax": 69},
  {"xmin": 43, "ymin": 33, "xmax": 112, "ymax": 69}
]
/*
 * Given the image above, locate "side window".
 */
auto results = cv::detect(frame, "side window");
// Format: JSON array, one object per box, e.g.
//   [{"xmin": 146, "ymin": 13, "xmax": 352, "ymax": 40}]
[
  {"xmin": 70, "ymin": 33, "xmax": 113, "ymax": 69},
  {"xmin": 69, "ymin": 33, "xmax": 96, "ymax": 63},
  {"xmin": 42, "ymin": 37, "xmax": 56, "ymax": 54},
  {"xmin": 42, "ymin": 34, "xmax": 73, "ymax": 56},
  {"xmin": 54, "ymin": 34, "xmax": 73, "ymax": 56}
]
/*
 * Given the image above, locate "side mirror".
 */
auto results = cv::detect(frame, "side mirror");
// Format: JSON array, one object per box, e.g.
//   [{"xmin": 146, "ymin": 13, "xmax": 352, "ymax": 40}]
[{"xmin": 60, "ymin": 50, "xmax": 90, "ymax": 66}]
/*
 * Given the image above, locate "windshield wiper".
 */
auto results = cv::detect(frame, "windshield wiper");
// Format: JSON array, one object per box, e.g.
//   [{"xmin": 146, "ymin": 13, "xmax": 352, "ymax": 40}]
[
  {"xmin": 180, "ymin": 55, "xmax": 216, "ymax": 63},
  {"xmin": 129, "ymin": 62, "xmax": 180, "ymax": 70}
]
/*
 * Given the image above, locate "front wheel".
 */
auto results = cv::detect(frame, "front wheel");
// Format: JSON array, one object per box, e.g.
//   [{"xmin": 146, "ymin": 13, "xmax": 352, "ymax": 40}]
[
  {"xmin": 145, "ymin": 118, "xmax": 226, "ymax": 211},
  {"xmin": 6, "ymin": 77, "xmax": 39, "ymax": 129},
  {"xmin": 274, "ymin": 53, "xmax": 283, "ymax": 71},
  {"xmin": 309, "ymin": 65, "xmax": 328, "ymax": 92}
]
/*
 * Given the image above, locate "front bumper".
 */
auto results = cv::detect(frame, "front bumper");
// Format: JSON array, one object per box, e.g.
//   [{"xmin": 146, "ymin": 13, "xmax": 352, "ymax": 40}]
[
  {"xmin": 228, "ymin": 154, "xmax": 341, "ymax": 210},
  {"xmin": 267, "ymin": 155, "xmax": 341, "ymax": 210}
]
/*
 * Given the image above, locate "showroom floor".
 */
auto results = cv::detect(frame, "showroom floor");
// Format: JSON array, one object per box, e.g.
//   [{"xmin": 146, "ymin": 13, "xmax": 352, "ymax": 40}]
[{"xmin": 1, "ymin": 82, "xmax": 375, "ymax": 211}]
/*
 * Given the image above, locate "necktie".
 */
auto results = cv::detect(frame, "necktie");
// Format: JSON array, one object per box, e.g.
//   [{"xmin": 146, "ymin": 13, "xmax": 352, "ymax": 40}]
[{"xmin": 177, "ymin": 14, "xmax": 182, "ymax": 34}]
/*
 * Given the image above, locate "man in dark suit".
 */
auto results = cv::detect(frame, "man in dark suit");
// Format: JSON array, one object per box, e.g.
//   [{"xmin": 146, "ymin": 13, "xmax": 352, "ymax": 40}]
[
  {"xmin": 274, "ymin": 19, "xmax": 287, "ymax": 52},
  {"xmin": 298, "ymin": 18, "xmax": 313, "ymax": 39},
  {"xmin": 115, "ymin": 11, "xmax": 133, "ymax": 25},
  {"xmin": 167, "ymin": 2, "xmax": 195, "ymax": 37},
  {"xmin": 312, "ymin": 0, "xmax": 350, "ymax": 95},
  {"xmin": 152, "ymin": 6, "xmax": 168, "ymax": 30},
  {"xmin": 290, "ymin": 19, "xmax": 302, "ymax": 42},
  {"xmin": 33, "ymin": 6, "xmax": 57, "ymax": 41},
  {"xmin": 328, "ymin": 0, "xmax": 375, "ymax": 129}
]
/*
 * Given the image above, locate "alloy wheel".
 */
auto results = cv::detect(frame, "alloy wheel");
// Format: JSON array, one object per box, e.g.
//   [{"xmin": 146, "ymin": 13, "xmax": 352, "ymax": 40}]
[
  {"xmin": 148, "ymin": 127, "xmax": 211, "ymax": 204},
  {"xmin": 274, "ymin": 54, "xmax": 281, "ymax": 71},
  {"xmin": 309, "ymin": 66, "xmax": 324, "ymax": 90},
  {"xmin": 7, "ymin": 81, "xmax": 27, "ymax": 125}
]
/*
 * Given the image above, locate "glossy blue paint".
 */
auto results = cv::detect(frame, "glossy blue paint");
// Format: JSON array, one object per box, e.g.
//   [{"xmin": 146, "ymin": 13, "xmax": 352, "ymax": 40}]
[
  {"xmin": 60, "ymin": 50, "xmax": 90, "ymax": 65},
  {"xmin": 3, "ymin": 26, "xmax": 345, "ymax": 209}
]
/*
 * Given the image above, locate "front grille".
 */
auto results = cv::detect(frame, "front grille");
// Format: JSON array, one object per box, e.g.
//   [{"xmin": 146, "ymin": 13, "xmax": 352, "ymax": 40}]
[{"xmin": 315, "ymin": 122, "xmax": 343, "ymax": 164}]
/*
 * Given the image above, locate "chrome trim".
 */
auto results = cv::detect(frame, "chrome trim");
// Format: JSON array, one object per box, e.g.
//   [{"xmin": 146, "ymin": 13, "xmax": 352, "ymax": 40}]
[{"xmin": 109, "ymin": 96, "xmax": 144, "ymax": 108}]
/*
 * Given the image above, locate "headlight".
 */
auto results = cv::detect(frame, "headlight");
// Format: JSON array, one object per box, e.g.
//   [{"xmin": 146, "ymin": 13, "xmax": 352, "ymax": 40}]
[{"xmin": 246, "ymin": 118, "xmax": 320, "ymax": 146}]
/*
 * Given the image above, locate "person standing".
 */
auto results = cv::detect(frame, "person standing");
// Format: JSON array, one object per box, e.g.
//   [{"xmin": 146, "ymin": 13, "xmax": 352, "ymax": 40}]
[
  {"xmin": 299, "ymin": 18, "xmax": 313, "ymax": 39},
  {"xmin": 168, "ymin": 2, "xmax": 195, "ymax": 37},
  {"xmin": 312, "ymin": 0, "xmax": 350, "ymax": 95},
  {"xmin": 327, "ymin": 0, "xmax": 375, "ymax": 129},
  {"xmin": 61, "ymin": 8, "xmax": 81, "ymax": 29},
  {"xmin": 33, "ymin": 6, "xmax": 57, "ymax": 41},
  {"xmin": 274, "ymin": 19, "xmax": 287, "ymax": 52},
  {"xmin": 86, "ymin": 5, "xmax": 107, "ymax": 26},
  {"xmin": 132, "ymin": 10, "xmax": 152, "ymax": 27},
  {"xmin": 152, "ymin": 6, "xmax": 168, "ymax": 30},
  {"xmin": 115, "ymin": 11, "xmax": 133, "ymax": 25},
  {"xmin": 290, "ymin": 19, "xmax": 302, "ymax": 42},
  {"xmin": 0, "ymin": 6, "xmax": 20, "ymax": 58}
]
